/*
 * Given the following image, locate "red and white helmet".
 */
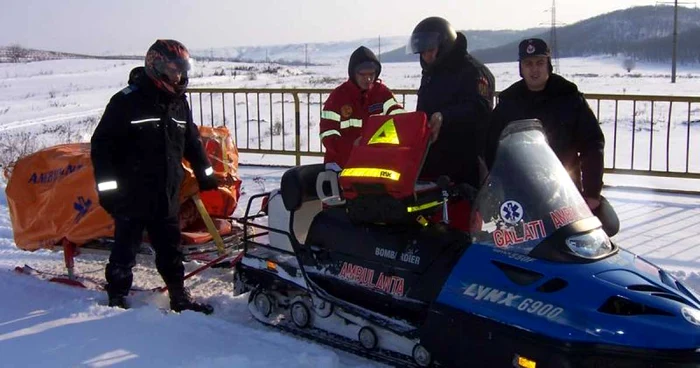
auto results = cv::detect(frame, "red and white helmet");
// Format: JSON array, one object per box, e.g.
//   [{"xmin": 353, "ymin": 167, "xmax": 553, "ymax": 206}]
[{"xmin": 144, "ymin": 39, "xmax": 192, "ymax": 96}]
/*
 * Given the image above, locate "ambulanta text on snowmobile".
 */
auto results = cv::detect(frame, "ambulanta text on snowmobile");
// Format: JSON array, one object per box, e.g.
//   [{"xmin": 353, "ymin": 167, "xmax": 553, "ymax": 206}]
[{"xmin": 234, "ymin": 119, "xmax": 700, "ymax": 368}]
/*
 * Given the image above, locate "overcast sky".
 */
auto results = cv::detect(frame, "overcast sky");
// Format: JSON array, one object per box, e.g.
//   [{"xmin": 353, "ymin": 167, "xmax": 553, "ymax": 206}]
[{"xmin": 3, "ymin": 0, "xmax": 661, "ymax": 55}]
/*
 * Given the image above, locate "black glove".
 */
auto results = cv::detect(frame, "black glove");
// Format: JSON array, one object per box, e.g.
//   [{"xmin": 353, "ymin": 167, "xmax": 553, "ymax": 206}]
[
  {"xmin": 593, "ymin": 196, "xmax": 620, "ymax": 237},
  {"xmin": 98, "ymin": 191, "xmax": 120, "ymax": 214},
  {"xmin": 198, "ymin": 175, "xmax": 219, "ymax": 191}
]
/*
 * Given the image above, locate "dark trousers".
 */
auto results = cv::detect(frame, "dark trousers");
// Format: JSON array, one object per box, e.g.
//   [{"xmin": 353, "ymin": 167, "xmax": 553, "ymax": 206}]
[{"xmin": 105, "ymin": 216, "xmax": 184, "ymax": 297}]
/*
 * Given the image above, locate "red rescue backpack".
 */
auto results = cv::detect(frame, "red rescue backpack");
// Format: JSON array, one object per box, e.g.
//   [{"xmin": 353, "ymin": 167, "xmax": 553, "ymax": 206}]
[{"xmin": 338, "ymin": 111, "xmax": 443, "ymax": 225}]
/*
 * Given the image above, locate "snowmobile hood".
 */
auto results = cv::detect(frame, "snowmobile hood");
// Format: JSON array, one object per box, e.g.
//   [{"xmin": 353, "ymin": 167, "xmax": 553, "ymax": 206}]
[
  {"xmin": 433, "ymin": 121, "xmax": 700, "ymax": 350},
  {"xmin": 436, "ymin": 245, "xmax": 700, "ymax": 350}
]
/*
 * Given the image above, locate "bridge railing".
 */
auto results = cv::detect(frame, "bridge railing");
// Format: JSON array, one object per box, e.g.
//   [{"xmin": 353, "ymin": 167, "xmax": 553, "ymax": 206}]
[{"xmin": 187, "ymin": 88, "xmax": 700, "ymax": 181}]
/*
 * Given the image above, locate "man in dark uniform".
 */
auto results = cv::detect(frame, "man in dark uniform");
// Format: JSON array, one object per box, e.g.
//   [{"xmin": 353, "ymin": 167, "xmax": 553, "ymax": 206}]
[
  {"xmin": 91, "ymin": 39, "xmax": 218, "ymax": 314},
  {"xmin": 485, "ymin": 38, "xmax": 606, "ymax": 212},
  {"xmin": 407, "ymin": 16, "xmax": 495, "ymax": 230}
]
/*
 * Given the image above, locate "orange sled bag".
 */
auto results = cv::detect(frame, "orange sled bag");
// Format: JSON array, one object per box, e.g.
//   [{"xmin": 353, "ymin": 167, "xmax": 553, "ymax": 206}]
[
  {"xmin": 338, "ymin": 111, "xmax": 443, "ymax": 225},
  {"xmin": 5, "ymin": 126, "xmax": 241, "ymax": 252}
]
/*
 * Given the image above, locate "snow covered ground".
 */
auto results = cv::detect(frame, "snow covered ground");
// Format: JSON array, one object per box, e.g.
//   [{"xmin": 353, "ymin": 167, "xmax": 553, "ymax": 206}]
[
  {"xmin": 1, "ymin": 56, "xmax": 700, "ymax": 367},
  {"xmin": 2, "ymin": 167, "xmax": 700, "ymax": 367},
  {"xmin": 0, "ymin": 167, "xmax": 384, "ymax": 368}
]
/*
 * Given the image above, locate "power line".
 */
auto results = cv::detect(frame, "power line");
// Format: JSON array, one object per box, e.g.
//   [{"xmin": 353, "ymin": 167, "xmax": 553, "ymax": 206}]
[
  {"xmin": 541, "ymin": 1, "xmax": 564, "ymax": 73},
  {"xmin": 549, "ymin": 0, "xmax": 559, "ymax": 73}
]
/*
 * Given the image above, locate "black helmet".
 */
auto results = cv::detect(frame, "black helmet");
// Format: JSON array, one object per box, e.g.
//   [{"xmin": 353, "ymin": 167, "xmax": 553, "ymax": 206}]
[
  {"xmin": 406, "ymin": 16, "xmax": 457, "ymax": 55},
  {"xmin": 144, "ymin": 39, "xmax": 192, "ymax": 96}
]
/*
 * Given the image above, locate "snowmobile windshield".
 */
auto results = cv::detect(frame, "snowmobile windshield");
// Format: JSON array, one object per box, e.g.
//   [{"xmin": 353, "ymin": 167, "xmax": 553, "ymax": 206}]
[{"xmin": 470, "ymin": 119, "xmax": 598, "ymax": 256}]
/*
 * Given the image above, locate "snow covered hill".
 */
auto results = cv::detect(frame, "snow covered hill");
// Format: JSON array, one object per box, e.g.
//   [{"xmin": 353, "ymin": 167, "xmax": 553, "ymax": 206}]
[{"xmin": 191, "ymin": 36, "xmax": 408, "ymax": 66}]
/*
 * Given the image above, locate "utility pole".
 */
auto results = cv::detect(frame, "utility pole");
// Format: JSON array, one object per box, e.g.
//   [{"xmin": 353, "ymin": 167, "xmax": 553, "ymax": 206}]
[
  {"xmin": 672, "ymin": 0, "xmax": 678, "ymax": 83},
  {"xmin": 657, "ymin": 0, "xmax": 695, "ymax": 83},
  {"xmin": 549, "ymin": 0, "xmax": 560, "ymax": 73},
  {"xmin": 304, "ymin": 44, "xmax": 308, "ymax": 68},
  {"xmin": 541, "ymin": 1, "xmax": 563, "ymax": 73}
]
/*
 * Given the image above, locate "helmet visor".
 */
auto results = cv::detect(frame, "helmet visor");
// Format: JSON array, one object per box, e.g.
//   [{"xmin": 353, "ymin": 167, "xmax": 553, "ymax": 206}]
[
  {"xmin": 406, "ymin": 32, "xmax": 441, "ymax": 54},
  {"xmin": 153, "ymin": 57, "xmax": 192, "ymax": 82}
]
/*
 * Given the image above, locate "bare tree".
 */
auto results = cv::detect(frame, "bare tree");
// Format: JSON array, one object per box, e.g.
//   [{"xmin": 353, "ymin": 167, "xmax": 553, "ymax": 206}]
[
  {"xmin": 6, "ymin": 44, "xmax": 29, "ymax": 63},
  {"xmin": 0, "ymin": 131, "xmax": 40, "ymax": 177},
  {"xmin": 623, "ymin": 58, "xmax": 636, "ymax": 73}
]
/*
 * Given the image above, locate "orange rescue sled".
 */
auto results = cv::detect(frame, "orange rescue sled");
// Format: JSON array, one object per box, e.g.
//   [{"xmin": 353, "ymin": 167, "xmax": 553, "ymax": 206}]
[{"xmin": 4, "ymin": 126, "xmax": 242, "ymax": 254}]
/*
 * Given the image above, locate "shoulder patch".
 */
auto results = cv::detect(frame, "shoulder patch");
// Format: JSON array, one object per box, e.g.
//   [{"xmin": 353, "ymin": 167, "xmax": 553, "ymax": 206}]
[
  {"xmin": 477, "ymin": 76, "xmax": 491, "ymax": 99},
  {"xmin": 340, "ymin": 104, "xmax": 353, "ymax": 119},
  {"xmin": 120, "ymin": 85, "xmax": 138, "ymax": 95}
]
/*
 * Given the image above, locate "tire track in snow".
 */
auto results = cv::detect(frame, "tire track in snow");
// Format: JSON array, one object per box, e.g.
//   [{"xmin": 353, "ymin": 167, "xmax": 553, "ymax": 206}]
[{"xmin": 0, "ymin": 108, "xmax": 104, "ymax": 132}]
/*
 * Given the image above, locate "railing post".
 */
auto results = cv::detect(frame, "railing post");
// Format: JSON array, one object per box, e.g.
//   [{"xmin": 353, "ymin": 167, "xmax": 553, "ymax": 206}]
[{"xmin": 293, "ymin": 92, "xmax": 301, "ymax": 166}]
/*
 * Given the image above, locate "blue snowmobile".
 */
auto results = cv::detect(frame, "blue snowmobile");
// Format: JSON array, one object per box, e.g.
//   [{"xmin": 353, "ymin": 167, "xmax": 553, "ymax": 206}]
[{"xmin": 234, "ymin": 119, "xmax": 700, "ymax": 367}]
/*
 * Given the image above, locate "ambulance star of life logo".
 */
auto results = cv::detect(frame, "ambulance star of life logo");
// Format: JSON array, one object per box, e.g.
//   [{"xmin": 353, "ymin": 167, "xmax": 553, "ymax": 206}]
[
  {"xmin": 526, "ymin": 44, "xmax": 536, "ymax": 54},
  {"xmin": 73, "ymin": 196, "xmax": 92, "ymax": 223},
  {"xmin": 500, "ymin": 200, "xmax": 523, "ymax": 225}
]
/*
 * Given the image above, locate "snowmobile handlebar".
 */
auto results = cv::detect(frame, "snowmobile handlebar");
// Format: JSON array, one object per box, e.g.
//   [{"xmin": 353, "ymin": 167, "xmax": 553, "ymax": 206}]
[
  {"xmin": 436, "ymin": 175, "xmax": 477, "ymax": 202},
  {"xmin": 436, "ymin": 175, "xmax": 478, "ymax": 225}
]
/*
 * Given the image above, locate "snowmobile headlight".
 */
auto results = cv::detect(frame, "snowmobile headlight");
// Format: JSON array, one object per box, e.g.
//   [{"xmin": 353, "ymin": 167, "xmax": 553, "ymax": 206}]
[
  {"xmin": 682, "ymin": 307, "xmax": 700, "ymax": 326},
  {"xmin": 513, "ymin": 354, "xmax": 537, "ymax": 368},
  {"xmin": 565, "ymin": 228, "xmax": 612, "ymax": 259}
]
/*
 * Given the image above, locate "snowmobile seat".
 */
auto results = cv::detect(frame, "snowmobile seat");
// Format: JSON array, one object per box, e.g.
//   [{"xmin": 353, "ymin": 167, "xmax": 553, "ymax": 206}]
[
  {"xmin": 280, "ymin": 164, "xmax": 325, "ymax": 212},
  {"xmin": 276, "ymin": 164, "xmax": 325, "ymax": 246},
  {"xmin": 306, "ymin": 206, "xmax": 468, "ymax": 274}
]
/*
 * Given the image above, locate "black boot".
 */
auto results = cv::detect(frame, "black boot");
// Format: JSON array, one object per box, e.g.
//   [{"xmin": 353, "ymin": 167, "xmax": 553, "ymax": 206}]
[
  {"xmin": 108, "ymin": 294, "xmax": 129, "ymax": 309},
  {"xmin": 169, "ymin": 288, "xmax": 214, "ymax": 315},
  {"xmin": 105, "ymin": 263, "xmax": 133, "ymax": 310}
]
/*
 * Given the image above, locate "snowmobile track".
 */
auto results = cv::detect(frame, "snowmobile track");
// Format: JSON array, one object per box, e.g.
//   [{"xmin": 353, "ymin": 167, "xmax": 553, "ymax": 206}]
[{"xmin": 251, "ymin": 311, "xmax": 424, "ymax": 368}]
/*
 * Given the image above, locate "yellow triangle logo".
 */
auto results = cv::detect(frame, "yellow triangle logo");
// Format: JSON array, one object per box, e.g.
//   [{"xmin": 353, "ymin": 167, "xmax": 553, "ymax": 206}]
[{"xmin": 368, "ymin": 118, "xmax": 400, "ymax": 145}]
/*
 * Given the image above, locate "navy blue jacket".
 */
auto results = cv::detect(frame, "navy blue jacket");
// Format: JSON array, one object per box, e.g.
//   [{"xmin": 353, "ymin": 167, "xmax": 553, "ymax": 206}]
[
  {"xmin": 485, "ymin": 74, "xmax": 605, "ymax": 199},
  {"xmin": 416, "ymin": 32, "xmax": 495, "ymax": 187}
]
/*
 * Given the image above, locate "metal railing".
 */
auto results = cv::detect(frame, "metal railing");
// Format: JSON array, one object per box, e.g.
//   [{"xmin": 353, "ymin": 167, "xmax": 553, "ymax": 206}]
[{"xmin": 187, "ymin": 88, "xmax": 700, "ymax": 180}]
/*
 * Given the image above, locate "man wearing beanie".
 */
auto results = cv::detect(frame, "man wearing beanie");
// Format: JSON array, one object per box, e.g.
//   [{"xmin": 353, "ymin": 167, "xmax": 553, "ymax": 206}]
[
  {"xmin": 484, "ymin": 38, "xmax": 608, "ymax": 218},
  {"xmin": 319, "ymin": 46, "xmax": 405, "ymax": 168}
]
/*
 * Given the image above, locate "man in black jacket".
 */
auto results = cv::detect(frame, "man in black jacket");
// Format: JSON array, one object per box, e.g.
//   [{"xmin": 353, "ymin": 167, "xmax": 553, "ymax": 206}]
[
  {"xmin": 408, "ymin": 16, "xmax": 495, "ymax": 230},
  {"xmin": 91, "ymin": 39, "xmax": 218, "ymax": 314},
  {"xmin": 485, "ymin": 38, "xmax": 605, "ymax": 212}
]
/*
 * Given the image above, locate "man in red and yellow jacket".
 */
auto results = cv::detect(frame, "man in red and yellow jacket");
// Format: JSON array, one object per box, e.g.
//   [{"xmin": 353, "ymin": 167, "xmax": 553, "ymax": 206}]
[{"xmin": 320, "ymin": 46, "xmax": 405, "ymax": 168}]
